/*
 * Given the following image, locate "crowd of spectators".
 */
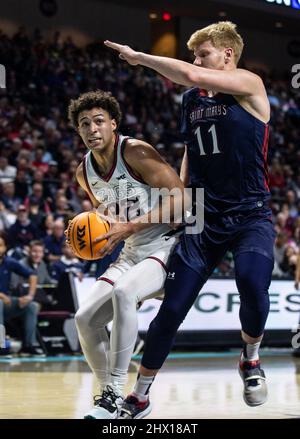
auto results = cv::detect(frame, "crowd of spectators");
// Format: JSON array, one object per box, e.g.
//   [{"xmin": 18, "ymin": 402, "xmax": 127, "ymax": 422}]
[{"xmin": 0, "ymin": 27, "xmax": 300, "ymax": 282}]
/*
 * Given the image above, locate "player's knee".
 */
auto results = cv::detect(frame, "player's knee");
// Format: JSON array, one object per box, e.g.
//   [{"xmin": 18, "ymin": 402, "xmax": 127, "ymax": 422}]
[
  {"xmin": 113, "ymin": 280, "xmax": 135, "ymax": 307},
  {"xmin": 236, "ymin": 254, "xmax": 272, "ymax": 296},
  {"xmin": 75, "ymin": 308, "xmax": 88, "ymax": 332},
  {"xmin": 150, "ymin": 306, "xmax": 183, "ymax": 335},
  {"xmin": 237, "ymin": 269, "xmax": 258, "ymax": 293},
  {"xmin": 242, "ymin": 293, "xmax": 269, "ymax": 315},
  {"xmin": 238, "ymin": 275, "xmax": 270, "ymax": 308}
]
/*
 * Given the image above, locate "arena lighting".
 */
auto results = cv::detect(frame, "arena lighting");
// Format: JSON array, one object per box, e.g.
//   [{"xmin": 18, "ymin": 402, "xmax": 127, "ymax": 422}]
[
  {"xmin": 264, "ymin": 0, "xmax": 300, "ymax": 10},
  {"xmin": 162, "ymin": 12, "xmax": 172, "ymax": 21}
]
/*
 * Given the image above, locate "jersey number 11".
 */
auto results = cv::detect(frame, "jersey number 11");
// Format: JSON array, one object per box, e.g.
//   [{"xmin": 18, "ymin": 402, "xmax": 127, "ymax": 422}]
[{"xmin": 194, "ymin": 124, "xmax": 221, "ymax": 156}]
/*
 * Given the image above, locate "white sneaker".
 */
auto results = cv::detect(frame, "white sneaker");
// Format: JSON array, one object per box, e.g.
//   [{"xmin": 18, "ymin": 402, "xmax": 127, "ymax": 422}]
[
  {"xmin": 239, "ymin": 357, "xmax": 268, "ymax": 407},
  {"xmin": 84, "ymin": 385, "xmax": 124, "ymax": 419}
]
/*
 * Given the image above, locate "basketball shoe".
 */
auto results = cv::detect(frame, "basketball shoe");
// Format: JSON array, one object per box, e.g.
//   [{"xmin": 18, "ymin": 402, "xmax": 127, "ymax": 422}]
[
  {"xmin": 118, "ymin": 394, "xmax": 152, "ymax": 419},
  {"xmin": 239, "ymin": 354, "xmax": 267, "ymax": 407},
  {"xmin": 84, "ymin": 385, "xmax": 124, "ymax": 419}
]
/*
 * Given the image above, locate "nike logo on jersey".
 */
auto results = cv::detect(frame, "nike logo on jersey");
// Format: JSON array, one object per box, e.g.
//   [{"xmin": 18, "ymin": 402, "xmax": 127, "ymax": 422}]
[
  {"xmin": 91, "ymin": 181, "xmax": 98, "ymax": 186},
  {"xmin": 116, "ymin": 174, "xmax": 126, "ymax": 180}
]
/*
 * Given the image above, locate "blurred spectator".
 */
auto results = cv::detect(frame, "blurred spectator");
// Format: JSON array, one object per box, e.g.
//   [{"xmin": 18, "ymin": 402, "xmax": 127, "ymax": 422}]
[
  {"xmin": 43, "ymin": 218, "xmax": 65, "ymax": 262},
  {"xmin": 53, "ymin": 194, "xmax": 73, "ymax": 221},
  {"xmin": 0, "ymin": 232, "xmax": 42, "ymax": 357},
  {"xmin": 0, "ymin": 157, "xmax": 17, "ymax": 184},
  {"xmin": 24, "ymin": 182, "xmax": 51, "ymax": 215},
  {"xmin": 50, "ymin": 242, "xmax": 84, "ymax": 282},
  {"xmin": 81, "ymin": 199, "xmax": 93, "ymax": 212},
  {"xmin": 0, "ymin": 182, "xmax": 21, "ymax": 212},
  {"xmin": 14, "ymin": 169, "xmax": 29, "ymax": 200},
  {"xmin": 273, "ymin": 232, "xmax": 288, "ymax": 277},
  {"xmin": 280, "ymin": 243, "xmax": 298, "ymax": 278},
  {"xmin": 7, "ymin": 204, "xmax": 40, "ymax": 257},
  {"xmin": 0, "ymin": 201, "xmax": 16, "ymax": 231},
  {"xmin": 11, "ymin": 240, "xmax": 56, "ymax": 309},
  {"xmin": 31, "ymin": 146, "xmax": 49, "ymax": 174},
  {"xmin": 39, "ymin": 213, "xmax": 55, "ymax": 239}
]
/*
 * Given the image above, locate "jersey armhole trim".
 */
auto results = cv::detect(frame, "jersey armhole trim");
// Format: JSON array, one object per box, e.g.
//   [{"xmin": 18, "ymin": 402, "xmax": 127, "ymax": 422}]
[{"xmin": 90, "ymin": 133, "xmax": 119, "ymax": 182}]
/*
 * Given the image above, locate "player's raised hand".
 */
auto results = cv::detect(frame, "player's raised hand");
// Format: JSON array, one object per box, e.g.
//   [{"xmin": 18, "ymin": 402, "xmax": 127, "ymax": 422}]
[{"xmin": 104, "ymin": 40, "xmax": 140, "ymax": 65}]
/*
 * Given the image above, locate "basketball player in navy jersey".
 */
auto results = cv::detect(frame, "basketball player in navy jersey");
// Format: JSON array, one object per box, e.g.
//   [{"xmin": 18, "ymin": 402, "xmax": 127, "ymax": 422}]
[{"xmin": 105, "ymin": 21, "xmax": 276, "ymax": 418}]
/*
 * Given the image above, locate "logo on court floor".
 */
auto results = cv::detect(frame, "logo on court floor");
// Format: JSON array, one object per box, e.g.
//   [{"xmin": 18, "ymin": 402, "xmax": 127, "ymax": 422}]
[{"xmin": 291, "ymin": 325, "xmax": 300, "ymax": 349}]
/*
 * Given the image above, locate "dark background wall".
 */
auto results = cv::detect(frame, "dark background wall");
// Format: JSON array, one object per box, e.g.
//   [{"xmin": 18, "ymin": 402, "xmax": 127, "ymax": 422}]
[{"xmin": 0, "ymin": 0, "xmax": 299, "ymax": 73}]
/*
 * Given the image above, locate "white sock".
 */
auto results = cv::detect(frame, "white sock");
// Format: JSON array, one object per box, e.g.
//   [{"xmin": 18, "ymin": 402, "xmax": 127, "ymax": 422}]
[
  {"xmin": 96, "ymin": 370, "xmax": 110, "ymax": 393},
  {"xmin": 109, "ymin": 370, "xmax": 127, "ymax": 396},
  {"xmin": 133, "ymin": 373, "xmax": 155, "ymax": 402},
  {"xmin": 242, "ymin": 341, "xmax": 261, "ymax": 362}
]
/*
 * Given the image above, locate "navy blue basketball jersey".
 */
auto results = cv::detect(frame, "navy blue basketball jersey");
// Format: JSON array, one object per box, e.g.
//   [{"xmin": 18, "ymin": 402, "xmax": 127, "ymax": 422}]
[{"xmin": 181, "ymin": 88, "xmax": 270, "ymax": 214}]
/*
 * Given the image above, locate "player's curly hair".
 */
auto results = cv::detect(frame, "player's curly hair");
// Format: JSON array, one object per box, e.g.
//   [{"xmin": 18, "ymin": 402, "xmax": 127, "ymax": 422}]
[
  {"xmin": 68, "ymin": 90, "xmax": 122, "ymax": 130},
  {"xmin": 187, "ymin": 21, "xmax": 244, "ymax": 65}
]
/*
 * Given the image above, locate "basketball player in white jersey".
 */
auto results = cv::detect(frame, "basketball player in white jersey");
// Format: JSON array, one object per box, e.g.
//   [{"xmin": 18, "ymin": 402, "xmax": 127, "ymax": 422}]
[{"xmin": 67, "ymin": 90, "xmax": 185, "ymax": 419}]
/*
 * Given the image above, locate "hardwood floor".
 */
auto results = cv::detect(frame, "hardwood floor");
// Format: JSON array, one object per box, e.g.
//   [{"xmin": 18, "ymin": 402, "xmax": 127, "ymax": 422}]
[{"xmin": 0, "ymin": 351, "xmax": 299, "ymax": 419}]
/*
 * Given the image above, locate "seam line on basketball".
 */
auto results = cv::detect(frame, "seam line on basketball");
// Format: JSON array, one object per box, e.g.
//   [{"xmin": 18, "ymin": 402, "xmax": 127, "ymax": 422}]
[{"xmin": 104, "ymin": 220, "xmax": 109, "ymax": 233}]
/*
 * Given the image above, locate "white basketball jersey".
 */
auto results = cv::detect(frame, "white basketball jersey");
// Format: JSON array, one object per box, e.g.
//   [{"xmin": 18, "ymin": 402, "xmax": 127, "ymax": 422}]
[{"xmin": 83, "ymin": 134, "xmax": 171, "ymax": 247}]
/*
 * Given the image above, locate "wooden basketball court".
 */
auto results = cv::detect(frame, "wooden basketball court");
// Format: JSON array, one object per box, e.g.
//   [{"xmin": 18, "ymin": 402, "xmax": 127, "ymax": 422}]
[{"xmin": 0, "ymin": 351, "xmax": 299, "ymax": 419}]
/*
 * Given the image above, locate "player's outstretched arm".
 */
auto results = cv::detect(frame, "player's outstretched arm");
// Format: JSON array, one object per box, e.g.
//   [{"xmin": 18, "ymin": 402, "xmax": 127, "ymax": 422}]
[{"xmin": 104, "ymin": 40, "xmax": 263, "ymax": 96}]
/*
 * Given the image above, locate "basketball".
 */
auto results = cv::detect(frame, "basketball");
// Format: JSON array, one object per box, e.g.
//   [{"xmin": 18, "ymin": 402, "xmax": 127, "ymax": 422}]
[{"xmin": 66, "ymin": 211, "xmax": 109, "ymax": 260}]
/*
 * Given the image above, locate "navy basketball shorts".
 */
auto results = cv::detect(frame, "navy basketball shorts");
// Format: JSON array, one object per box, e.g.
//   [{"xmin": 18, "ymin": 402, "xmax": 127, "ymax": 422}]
[{"xmin": 176, "ymin": 212, "xmax": 275, "ymax": 278}]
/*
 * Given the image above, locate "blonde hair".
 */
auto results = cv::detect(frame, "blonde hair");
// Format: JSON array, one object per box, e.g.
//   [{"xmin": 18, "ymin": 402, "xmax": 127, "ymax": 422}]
[{"xmin": 187, "ymin": 21, "xmax": 244, "ymax": 65}]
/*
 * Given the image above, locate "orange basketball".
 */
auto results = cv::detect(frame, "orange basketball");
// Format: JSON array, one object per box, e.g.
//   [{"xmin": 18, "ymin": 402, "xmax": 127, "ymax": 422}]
[{"xmin": 66, "ymin": 211, "xmax": 109, "ymax": 260}]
